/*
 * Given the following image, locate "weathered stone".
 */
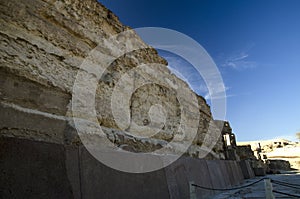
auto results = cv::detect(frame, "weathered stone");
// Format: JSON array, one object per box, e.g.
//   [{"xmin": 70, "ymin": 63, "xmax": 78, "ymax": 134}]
[
  {"xmin": 236, "ymin": 145, "xmax": 257, "ymax": 160},
  {"xmin": 268, "ymin": 159, "xmax": 291, "ymax": 171},
  {"xmin": 0, "ymin": 0, "xmax": 225, "ymax": 160}
]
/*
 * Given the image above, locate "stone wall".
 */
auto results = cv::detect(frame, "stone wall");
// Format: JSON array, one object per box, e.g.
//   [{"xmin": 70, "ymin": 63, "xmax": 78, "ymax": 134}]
[
  {"xmin": 0, "ymin": 137, "xmax": 244, "ymax": 199},
  {"xmin": 0, "ymin": 0, "xmax": 224, "ymax": 158},
  {"xmin": 268, "ymin": 159, "xmax": 291, "ymax": 171},
  {"xmin": 236, "ymin": 145, "xmax": 256, "ymax": 160}
]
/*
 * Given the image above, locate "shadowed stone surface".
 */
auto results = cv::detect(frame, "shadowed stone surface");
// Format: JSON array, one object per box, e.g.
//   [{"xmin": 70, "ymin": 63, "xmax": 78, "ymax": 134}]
[
  {"xmin": 206, "ymin": 160, "xmax": 227, "ymax": 189},
  {"xmin": 0, "ymin": 137, "xmax": 247, "ymax": 199},
  {"xmin": 239, "ymin": 160, "xmax": 255, "ymax": 179},
  {"xmin": 219, "ymin": 160, "xmax": 232, "ymax": 187},
  {"xmin": 79, "ymin": 146, "xmax": 170, "ymax": 199},
  {"xmin": 0, "ymin": 137, "xmax": 73, "ymax": 199},
  {"xmin": 175, "ymin": 158, "xmax": 214, "ymax": 198}
]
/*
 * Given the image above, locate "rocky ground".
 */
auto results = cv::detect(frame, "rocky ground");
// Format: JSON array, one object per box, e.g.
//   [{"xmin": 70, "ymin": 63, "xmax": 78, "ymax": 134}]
[{"xmin": 212, "ymin": 170, "xmax": 300, "ymax": 199}]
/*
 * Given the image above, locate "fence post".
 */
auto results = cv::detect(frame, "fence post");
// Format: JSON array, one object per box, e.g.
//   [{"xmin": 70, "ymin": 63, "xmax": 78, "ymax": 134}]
[
  {"xmin": 189, "ymin": 181, "xmax": 196, "ymax": 199},
  {"xmin": 264, "ymin": 179, "xmax": 275, "ymax": 199}
]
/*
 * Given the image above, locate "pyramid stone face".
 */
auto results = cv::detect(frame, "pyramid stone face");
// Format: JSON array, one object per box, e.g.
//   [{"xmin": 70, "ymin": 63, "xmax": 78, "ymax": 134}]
[{"xmin": 0, "ymin": 0, "xmax": 224, "ymax": 158}]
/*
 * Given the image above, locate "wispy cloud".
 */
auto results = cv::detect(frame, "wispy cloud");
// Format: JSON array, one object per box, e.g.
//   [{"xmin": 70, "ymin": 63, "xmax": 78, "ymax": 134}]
[{"xmin": 220, "ymin": 44, "xmax": 258, "ymax": 70}]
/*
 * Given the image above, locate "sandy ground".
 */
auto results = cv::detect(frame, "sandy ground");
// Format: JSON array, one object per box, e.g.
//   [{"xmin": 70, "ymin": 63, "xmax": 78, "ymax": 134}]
[{"xmin": 212, "ymin": 170, "xmax": 300, "ymax": 199}]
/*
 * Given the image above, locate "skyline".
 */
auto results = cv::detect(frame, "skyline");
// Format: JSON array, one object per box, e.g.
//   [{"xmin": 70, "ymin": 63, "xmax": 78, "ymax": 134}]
[{"xmin": 100, "ymin": 0, "xmax": 300, "ymax": 141}]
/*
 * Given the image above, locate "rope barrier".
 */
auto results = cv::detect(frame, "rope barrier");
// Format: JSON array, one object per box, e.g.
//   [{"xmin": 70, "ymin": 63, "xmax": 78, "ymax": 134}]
[
  {"xmin": 191, "ymin": 177, "xmax": 300, "ymax": 198},
  {"xmin": 271, "ymin": 179, "xmax": 300, "ymax": 187},
  {"xmin": 273, "ymin": 190, "xmax": 300, "ymax": 198},
  {"xmin": 191, "ymin": 177, "xmax": 267, "ymax": 191},
  {"xmin": 271, "ymin": 180, "xmax": 300, "ymax": 189}
]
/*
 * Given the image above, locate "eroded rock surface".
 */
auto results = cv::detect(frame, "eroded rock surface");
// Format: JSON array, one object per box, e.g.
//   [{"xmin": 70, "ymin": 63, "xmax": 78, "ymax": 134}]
[{"xmin": 0, "ymin": 0, "xmax": 224, "ymax": 159}]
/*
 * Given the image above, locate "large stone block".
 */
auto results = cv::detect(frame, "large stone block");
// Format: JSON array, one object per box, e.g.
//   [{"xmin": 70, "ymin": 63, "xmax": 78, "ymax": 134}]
[
  {"xmin": 0, "ymin": 137, "xmax": 74, "ymax": 199},
  {"xmin": 239, "ymin": 160, "xmax": 255, "ymax": 179},
  {"xmin": 164, "ymin": 157, "xmax": 215, "ymax": 198},
  {"xmin": 253, "ymin": 168, "xmax": 266, "ymax": 176},
  {"xmin": 218, "ymin": 160, "xmax": 232, "ymax": 187},
  {"xmin": 230, "ymin": 161, "xmax": 244, "ymax": 184},
  {"xmin": 0, "ymin": 102, "xmax": 67, "ymax": 144},
  {"xmin": 0, "ymin": 68, "xmax": 71, "ymax": 116},
  {"xmin": 206, "ymin": 160, "xmax": 227, "ymax": 189},
  {"xmin": 78, "ymin": 146, "xmax": 170, "ymax": 199}
]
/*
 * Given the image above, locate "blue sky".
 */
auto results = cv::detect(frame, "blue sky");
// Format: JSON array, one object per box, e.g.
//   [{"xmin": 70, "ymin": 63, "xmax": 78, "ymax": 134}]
[{"xmin": 100, "ymin": 0, "xmax": 300, "ymax": 141}]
